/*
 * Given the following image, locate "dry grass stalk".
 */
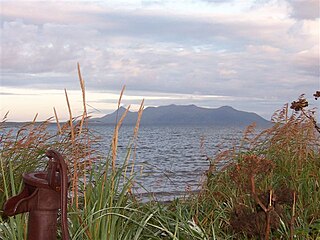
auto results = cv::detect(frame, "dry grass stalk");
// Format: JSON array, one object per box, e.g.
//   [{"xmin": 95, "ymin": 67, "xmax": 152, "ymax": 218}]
[
  {"xmin": 64, "ymin": 89, "xmax": 75, "ymax": 143},
  {"xmin": 290, "ymin": 191, "xmax": 296, "ymax": 240},
  {"xmin": 271, "ymin": 103, "xmax": 289, "ymax": 123},
  {"xmin": 64, "ymin": 88, "xmax": 78, "ymax": 206},
  {"xmin": 76, "ymin": 63, "xmax": 90, "ymax": 205},
  {"xmin": 32, "ymin": 113, "xmax": 38, "ymax": 123},
  {"xmin": 2, "ymin": 111, "xmax": 9, "ymax": 121},
  {"xmin": 241, "ymin": 122, "xmax": 257, "ymax": 148},
  {"xmin": 118, "ymin": 85, "xmax": 126, "ymax": 110},
  {"xmin": 130, "ymin": 99, "xmax": 144, "ymax": 177},
  {"xmin": 111, "ymin": 85, "xmax": 128, "ymax": 172},
  {"xmin": 133, "ymin": 99, "xmax": 144, "ymax": 140},
  {"xmin": 77, "ymin": 62, "xmax": 87, "ymax": 135},
  {"xmin": 265, "ymin": 190, "xmax": 273, "ymax": 240},
  {"xmin": 112, "ymin": 105, "xmax": 130, "ymax": 172},
  {"xmin": 115, "ymin": 85, "xmax": 126, "ymax": 125},
  {"xmin": 53, "ymin": 107, "xmax": 62, "ymax": 135}
]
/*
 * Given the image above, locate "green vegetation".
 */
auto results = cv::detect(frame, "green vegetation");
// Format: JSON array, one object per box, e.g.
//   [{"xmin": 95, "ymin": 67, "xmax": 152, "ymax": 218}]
[
  {"xmin": 0, "ymin": 66, "xmax": 319, "ymax": 239},
  {"xmin": 192, "ymin": 99, "xmax": 320, "ymax": 239}
]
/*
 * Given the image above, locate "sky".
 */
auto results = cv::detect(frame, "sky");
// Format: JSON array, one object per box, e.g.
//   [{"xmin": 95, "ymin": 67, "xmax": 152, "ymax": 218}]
[{"xmin": 0, "ymin": 0, "xmax": 319, "ymax": 121}]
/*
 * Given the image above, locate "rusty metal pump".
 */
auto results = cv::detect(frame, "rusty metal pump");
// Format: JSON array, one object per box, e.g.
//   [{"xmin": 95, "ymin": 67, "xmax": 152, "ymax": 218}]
[{"xmin": 3, "ymin": 150, "xmax": 70, "ymax": 240}]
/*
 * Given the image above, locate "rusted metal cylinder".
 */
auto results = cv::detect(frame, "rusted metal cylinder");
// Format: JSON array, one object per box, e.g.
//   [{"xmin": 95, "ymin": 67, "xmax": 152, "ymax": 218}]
[
  {"xmin": 2, "ymin": 150, "xmax": 69, "ymax": 240},
  {"xmin": 28, "ymin": 210, "xmax": 58, "ymax": 240}
]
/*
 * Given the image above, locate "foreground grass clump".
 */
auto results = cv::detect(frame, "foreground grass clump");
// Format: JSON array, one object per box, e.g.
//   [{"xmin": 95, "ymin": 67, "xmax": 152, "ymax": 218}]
[
  {"xmin": 1, "ymin": 98, "xmax": 318, "ymax": 239},
  {"xmin": 0, "ymin": 65, "xmax": 210, "ymax": 239},
  {"xmin": 0, "ymin": 65, "xmax": 318, "ymax": 240},
  {"xmin": 192, "ymin": 101, "xmax": 320, "ymax": 239},
  {"xmin": 0, "ymin": 98, "xmax": 207, "ymax": 239}
]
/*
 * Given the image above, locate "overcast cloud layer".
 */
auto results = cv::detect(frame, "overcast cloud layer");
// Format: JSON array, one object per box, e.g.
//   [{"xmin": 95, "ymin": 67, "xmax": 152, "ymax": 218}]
[{"xmin": 1, "ymin": 0, "xmax": 319, "ymax": 121}]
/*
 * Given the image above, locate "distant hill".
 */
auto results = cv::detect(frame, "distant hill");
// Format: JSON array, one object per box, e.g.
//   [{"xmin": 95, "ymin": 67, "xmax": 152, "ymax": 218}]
[{"xmin": 90, "ymin": 104, "xmax": 270, "ymax": 127}]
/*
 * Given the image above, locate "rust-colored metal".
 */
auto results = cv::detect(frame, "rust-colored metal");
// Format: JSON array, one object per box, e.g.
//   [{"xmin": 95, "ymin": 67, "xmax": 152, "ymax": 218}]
[{"xmin": 3, "ymin": 150, "xmax": 70, "ymax": 240}]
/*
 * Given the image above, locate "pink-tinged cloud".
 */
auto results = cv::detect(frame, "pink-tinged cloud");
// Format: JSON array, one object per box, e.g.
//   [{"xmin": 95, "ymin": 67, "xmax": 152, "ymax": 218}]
[{"xmin": 0, "ymin": 0, "xmax": 319, "ymax": 121}]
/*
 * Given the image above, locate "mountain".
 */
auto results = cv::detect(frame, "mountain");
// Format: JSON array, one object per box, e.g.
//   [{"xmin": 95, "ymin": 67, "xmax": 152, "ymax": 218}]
[{"xmin": 90, "ymin": 104, "xmax": 270, "ymax": 127}]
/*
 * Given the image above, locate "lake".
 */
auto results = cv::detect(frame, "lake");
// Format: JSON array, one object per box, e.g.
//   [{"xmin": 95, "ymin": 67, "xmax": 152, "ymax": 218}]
[
  {"xmin": 2, "ymin": 123, "xmax": 246, "ymax": 201},
  {"xmin": 92, "ymin": 125, "xmax": 245, "ymax": 201}
]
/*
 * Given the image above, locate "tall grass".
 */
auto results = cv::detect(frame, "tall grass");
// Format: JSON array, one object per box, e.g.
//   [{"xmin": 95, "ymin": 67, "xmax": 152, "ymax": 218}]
[
  {"xmin": 192, "ymin": 101, "xmax": 320, "ymax": 239},
  {"xmin": 0, "ymin": 65, "xmax": 208, "ymax": 239},
  {"xmin": 0, "ymin": 66, "xmax": 99, "ymax": 238},
  {"xmin": 0, "ymin": 66, "xmax": 319, "ymax": 240}
]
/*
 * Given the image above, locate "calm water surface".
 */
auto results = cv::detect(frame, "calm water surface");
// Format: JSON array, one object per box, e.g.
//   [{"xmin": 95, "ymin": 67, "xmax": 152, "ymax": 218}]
[
  {"xmin": 92, "ymin": 125, "xmax": 244, "ymax": 201},
  {"xmin": 3, "ymin": 124, "xmax": 245, "ymax": 201}
]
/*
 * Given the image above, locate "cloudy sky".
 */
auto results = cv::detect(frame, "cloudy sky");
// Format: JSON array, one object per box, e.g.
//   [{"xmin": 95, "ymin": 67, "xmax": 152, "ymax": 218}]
[{"xmin": 1, "ymin": 0, "xmax": 319, "ymax": 121}]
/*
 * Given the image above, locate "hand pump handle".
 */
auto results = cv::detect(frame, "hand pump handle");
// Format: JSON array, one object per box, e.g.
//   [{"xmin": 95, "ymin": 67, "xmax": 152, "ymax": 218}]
[{"xmin": 46, "ymin": 150, "xmax": 70, "ymax": 240}]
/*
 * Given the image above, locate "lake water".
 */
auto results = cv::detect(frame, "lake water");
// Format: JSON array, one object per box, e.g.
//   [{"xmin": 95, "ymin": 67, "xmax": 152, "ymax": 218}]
[
  {"xmin": 2, "ymin": 123, "xmax": 245, "ymax": 201},
  {"xmin": 91, "ymin": 125, "xmax": 245, "ymax": 201}
]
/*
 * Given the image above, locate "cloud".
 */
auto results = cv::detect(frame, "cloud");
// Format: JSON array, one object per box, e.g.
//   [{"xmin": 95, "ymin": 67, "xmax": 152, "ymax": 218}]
[
  {"xmin": 0, "ymin": 0, "xmax": 319, "ymax": 120},
  {"xmin": 291, "ymin": 45, "xmax": 320, "ymax": 77},
  {"xmin": 1, "ymin": 1, "xmax": 105, "ymax": 25},
  {"xmin": 288, "ymin": 0, "xmax": 319, "ymax": 20},
  {"xmin": 197, "ymin": 0, "xmax": 234, "ymax": 3},
  {"xmin": 0, "ymin": 90, "xmax": 37, "ymax": 96},
  {"xmin": 0, "ymin": 92, "xmax": 23, "ymax": 96}
]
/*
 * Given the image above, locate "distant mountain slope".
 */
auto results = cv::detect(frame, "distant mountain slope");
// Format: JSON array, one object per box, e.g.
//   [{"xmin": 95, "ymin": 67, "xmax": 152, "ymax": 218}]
[{"xmin": 90, "ymin": 104, "xmax": 270, "ymax": 127}]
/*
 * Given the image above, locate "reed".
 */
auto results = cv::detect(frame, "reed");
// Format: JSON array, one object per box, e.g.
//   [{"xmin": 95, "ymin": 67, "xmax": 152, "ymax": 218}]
[
  {"xmin": 0, "ymin": 66, "xmax": 318, "ymax": 239},
  {"xmin": 0, "ymin": 64, "xmax": 101, "ymax": 238},
  {"xmin": 129, "ymin": 98, "xmax": 144, "ymax": 178},
  {"xmin": 0, "ymin": 65, "xmax": 213, "ymax": 239},
  {"xmin": 192, "ymin": 95, "xmax": 320, "ymax": 239}
]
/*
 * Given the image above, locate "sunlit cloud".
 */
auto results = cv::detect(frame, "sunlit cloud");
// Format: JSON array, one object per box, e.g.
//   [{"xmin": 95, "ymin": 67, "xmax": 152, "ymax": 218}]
[{"xmin": 0, "ymin": 0, "xmax": 318, "ymax": 121}]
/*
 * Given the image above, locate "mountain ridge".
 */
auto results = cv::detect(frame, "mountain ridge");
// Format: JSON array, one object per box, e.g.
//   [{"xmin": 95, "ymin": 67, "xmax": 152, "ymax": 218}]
[{"xmin": 91, "ymin": 104, "xmax": 270, "ymax": 127}]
